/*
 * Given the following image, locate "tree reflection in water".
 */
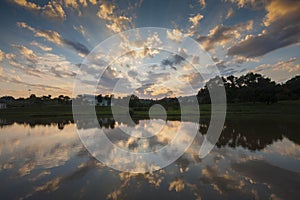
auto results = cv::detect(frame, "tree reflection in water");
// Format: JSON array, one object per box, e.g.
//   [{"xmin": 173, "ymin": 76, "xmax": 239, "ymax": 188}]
[
  {"xmin": 1, "ymin": 117, "xmax": 299, "ymax": 151},
  {"xmin": 0, "ymin": 117, "xmax": 299, "ymax": 199}
]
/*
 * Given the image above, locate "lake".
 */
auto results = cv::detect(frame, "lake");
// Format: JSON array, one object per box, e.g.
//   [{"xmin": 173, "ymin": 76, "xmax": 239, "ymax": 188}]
[{"xmin": 0, "ymin": 117, "xmax": 299, "ymax": 200}]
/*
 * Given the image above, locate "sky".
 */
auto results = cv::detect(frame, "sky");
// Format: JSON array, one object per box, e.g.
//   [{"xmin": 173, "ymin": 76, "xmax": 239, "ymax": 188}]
[{"xmin": 0, "ymin": 0, "xmax": 299, "ymax": 98}]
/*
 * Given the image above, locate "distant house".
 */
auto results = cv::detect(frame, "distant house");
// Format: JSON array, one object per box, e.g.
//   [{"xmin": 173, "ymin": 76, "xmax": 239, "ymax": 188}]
[
  {"xmin": 0, "ymin": 103, "xmax": 7, "ymax": 109},
  {"xmin": 98, "ymin": 99, "xmax": 108, "ymax": 106},
  {"xmin": 79, "ymin": 94, "xmax": 96, "ymax": 105},
  {"xmin": 97, "ymin": 98, "xmax": 112, "ymax": 106}
]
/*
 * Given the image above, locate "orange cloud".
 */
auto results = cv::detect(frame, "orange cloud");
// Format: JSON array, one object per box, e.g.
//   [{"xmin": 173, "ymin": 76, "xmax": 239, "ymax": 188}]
[{"xmin": 264, "ymin": 0, "xmax": 300, "ymax": 26}]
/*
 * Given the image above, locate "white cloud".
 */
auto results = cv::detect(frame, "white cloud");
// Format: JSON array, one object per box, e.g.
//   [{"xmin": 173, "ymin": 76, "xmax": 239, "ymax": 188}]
[
  {"xmin": 97, "ymin": 1, "xmax": 115, "ymax": 19},
  {"xmin": 12, "ymin": 0, "xmax": 39, "ymax": 10},
  {"xmin": 189, "ymin": 13, "xmax": 203, "ymax": 26},
  {"xmin": 253, "ymin": 58, "xmax": 300, "ymax": 73},
  {"xmin": 30, "ymin": 41, "xmax": 52, "ymax": 52},
  {"xmin": 166, "ymin": 29, "xmax": 183, "ymax": 43},
  {"xmin": 73, "ymin": 25, "xmax": 86, "ymax": 37},
  {"xmin": 199, "ymin": 0, "xmax": 206, "ymax": 8},
  {"xmin": 12, "ymin": 0, "xmax": 66, "ymax": 21},
  {"xmin": 97, "ymin": 1, "xmax": 133, "ymax": 33},
  {"xmin": 227, "ymin": 0, "xmax": 264, "ymax": 8},
  {"xmin": 42, "ymin": 1, "xmax": 66, "ymax": 20},
  {"xmin": 17, "ymin": 22, "xmax": 63, "ymax": 46},
  {"xmin": 225, "ymin": 8, "xmax": 234, "ymax": 19},
  {"xmin": 169, "ymin": 179, "xmax": 185, "ymax": 192},
  {"xmin": 89, "ymin": 0, "xmax": 97, "ymax": 5},
  {"xmin": 12, "ymin": 44, "xmax": 38, "ymax": 63}
]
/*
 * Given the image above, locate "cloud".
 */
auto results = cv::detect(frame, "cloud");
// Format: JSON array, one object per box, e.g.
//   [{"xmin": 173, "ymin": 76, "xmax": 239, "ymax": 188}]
[
  {"xmin": 161, "ymin": 49, "xmax": 188, "ymax": 70},
  {"xmin": 227, "ymin": 0, "xmax": 300, "ymax": 58},
  {"xmin": 179, "ymin": 72, "xmax": 205, "ymax": 89},
  {"xmin": 0, "ymin": 49, "xmax": 3, "ymax": 61},
  {"xmin": 136, "ymin": 83, "xmax": 174, "ymax": 98},
  {"xmin": 35, "ymin": 177, "xmax": 62, "ymax": 193},
  {"xmin": 30, "ymin": 41, "xmax": 52, "ymax": 52},
  {"xmin": 17, "ymin": 22, "xmax": 62, "ymax": 45},
  {"xmin": 8, "ymin": 60, "xmax": 43, "ymax": 78},
  {"xmin": 225, "ymin": 7, "xmax": 234, "ymax": 19},
  {"xmin": 186, "ymin": 13, "xmax": 204, "ymax": 37},
  {"xmin": 0, "ymin": 73, "xmax": 67, "ymax": 92},
  {"xmin": 226, "ymin": 0, "xmax": 265, "ymax": 9},
  {"xmin": 97, "ymin": 1, "xmax": 115, "ymax": 19},
  {"xmin": 198, "ymin": 20, "xmax": 253, "ymax": 51},
  {"xmin": 162, "ymin": 54, "xmax": 184, "ymax": 69},
  {"xmin": 272, "ymin": 58, "xmax": 300, "ymax": 73},
  {"xmin": 5, "ymin": 48, "xmax": 77, "ymax": 79},
  {"xmin": 79, "ymin": 0, "xmax": 88, "ymax": 7},
  {"xmin": 141, "ymin": 71, "xmax": 171, "ymax": 85},
  {"xmin": 17, "ymin": 22, "xmax": 90, "ymax": 56},
  {"xmin": 263, "ymin": 0, "xmax": 300, "ymax": 26},
  {"xmin": 12, "ymin": 0, "xmax": 39, "ymax": 10},
  {"xmin": 12, "ymin": 44, "xmax": 38, "ymax": 63},
  {"xmin": 227, "ymin": 27, "xmax": 300, "ymax": 58},
  {"xmin": 12, "ymin": 0, "xmax": 66, "ymax": 21},
  {"xmin": 189, "ymin": 13, "xmax": 204, "ymax": 26},
  {"xmin": 73, "ymin": 25, "xmax": 87, "ymax": 38},
  {"xmin": 199, "ymin": 0, "xmax": 206, "ymax": 8},
  {"xmin": 252, "ymin": 58, "xmax": 300, "ymax": 73},
  {"xmin": 37, "ymin": 53, "xmax": 78, "ymax": 78},
  {"xmin": 12, "ymin": 0, "xmax": 101, "ymax": 20},
  {"xmin": 49, "ymin": 65, "xmax": 77, "ymax": 78},
  {"xmin": 127, "ymin": 70, "xmax": 138, "ymax": 78},
  {"xmin": 169, "ymin": 178, "xmax": 185, "ymax": 192},
  {"xmin": 232, "ymin": 160, "xmax": 300, "ymax": 200},
  {"xmin": 63, "ymin": 0, "xmax": 79, "ymax": 9},
  {"xmin": 97, "ymin": 1, "xmax": 132, "ymax": 33},
  {"xmin": 89, "ymin": 0, "xmax": 97, "ymax": 5},
  {"xmin": 106, "ymin": 16, "xmax": 132, "ymax": 33},
  {"xmin": 166, "ymin": 29, "xmax": 183, "ymax": 42},
  {"xmin": 64, "ymin": 39, "xmax": 90, "ymax": 56},
  {"xmin": 42, "ymin": 1, "xmax": 66, "ymax": 20}
]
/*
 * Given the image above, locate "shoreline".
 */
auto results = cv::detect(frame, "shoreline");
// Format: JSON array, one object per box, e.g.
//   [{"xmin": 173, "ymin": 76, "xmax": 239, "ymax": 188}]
[{"xmin": 0, "ymin": 100, "xmax": 299, "ymax": 120}]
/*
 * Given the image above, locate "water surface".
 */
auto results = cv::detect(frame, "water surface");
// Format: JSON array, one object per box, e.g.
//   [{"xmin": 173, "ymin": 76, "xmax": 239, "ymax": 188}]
[{"xmin": 0, "ymin": 117, "xmax": 299, "ymax": 200}]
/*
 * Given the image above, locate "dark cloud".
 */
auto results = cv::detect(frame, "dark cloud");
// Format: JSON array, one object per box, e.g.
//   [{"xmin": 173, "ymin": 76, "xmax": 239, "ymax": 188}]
[
  {"xmin": 161, "ymin": 49, "xmax": 188, "ymax": 70},
  {"xmin": 128, "ymin": 70, "xmax": 138, "ymax": 78},
  {"xmin": 180, "ymin": 72, "xmax": 205, "ymax": 89},
  {"xmin": 227, "ymin": 25, "xmax": 300, "ymax": 58},
  {"xmin": 161, "ymin": 59, "xmax": 177, "ymax": 70},
  {"xmin": 141, "ymin": 71, "xmax": 171, "ymax": 85},
  {"xmin": 227, "ymin": 0, "xmax": 300, "ymax": 58},
  {"xmin": 197, "ymin": 21, "xmax": 253, "ymax": 51},
  {"xmin": 232, "ymin": 160, "xmax": 300, "ymax": 200},
  {"xmin": 64, "ymin": 39, "xmax": 90, "ymax": 56},
  {"xmin": 17, "ymin": 22, "xmax": 90, "ymax": 56},
  {"xmin": 49, "ymin": 65, "xmax": 76, "ymax": 78}
]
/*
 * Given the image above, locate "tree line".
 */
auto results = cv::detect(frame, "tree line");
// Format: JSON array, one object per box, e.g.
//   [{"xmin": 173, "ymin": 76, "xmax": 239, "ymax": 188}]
[
  {"xmin": 0, "ymin": 73, "xmax": 299, "ymax": 107},
  {"xmin": 197, "ymin": 73, "xmax": 300, "ymax": 104},
  {"xmin": 0, "ymin": 94, "xmax": 72, "ymax": 107}
]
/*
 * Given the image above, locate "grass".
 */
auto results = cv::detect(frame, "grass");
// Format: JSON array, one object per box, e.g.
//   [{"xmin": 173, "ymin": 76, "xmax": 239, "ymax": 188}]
[{"xmin": 1, "ymin": 100, "xmax": 300, "ymax": 120}]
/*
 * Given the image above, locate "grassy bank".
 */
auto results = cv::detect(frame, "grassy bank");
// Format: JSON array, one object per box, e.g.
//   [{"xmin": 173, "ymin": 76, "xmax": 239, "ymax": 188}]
[{"xmin": 0, "ymin": 100, "xmax": 300, "ymax": 120}]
